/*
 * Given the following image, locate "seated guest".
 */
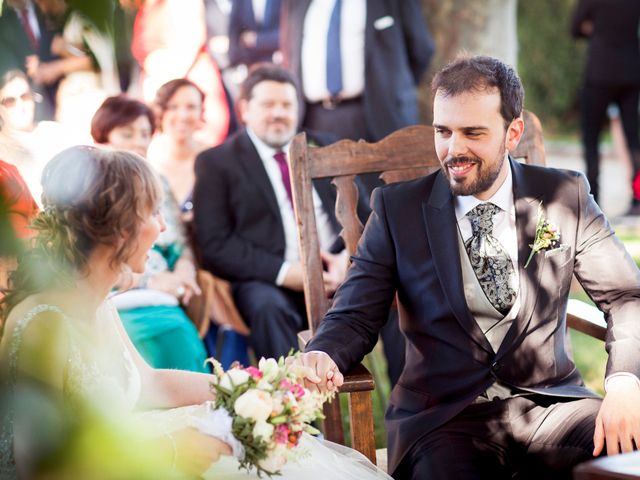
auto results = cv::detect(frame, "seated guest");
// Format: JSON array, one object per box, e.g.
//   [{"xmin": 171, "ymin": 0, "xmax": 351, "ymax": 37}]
[
  {"xmin": 147, "ymin": 79, "xmax": 209, "ymax": 220},
  {"xmin": 91, "ymin": 95, "xmax": 208, "ymax": 372},
  {"xmin": 0, "ymin": 107, "xmax": 39, "ymax": 297},
  {"xmin": 0, "ymin": 70, "xmax": 80, "ymax": 204},
  {"xmin": 193, "ymin": 64, "xmax": 354, "ymax": 360}
]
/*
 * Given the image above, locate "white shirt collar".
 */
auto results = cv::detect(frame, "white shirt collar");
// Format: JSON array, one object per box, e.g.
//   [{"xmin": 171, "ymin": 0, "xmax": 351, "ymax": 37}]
[
  {"xmin": 454, "ymin": 156, "xmax": 514, "ymax": 221},
  {"xmin": 246, "ymin": 127, "xmax": 289, "ymax": 160}
]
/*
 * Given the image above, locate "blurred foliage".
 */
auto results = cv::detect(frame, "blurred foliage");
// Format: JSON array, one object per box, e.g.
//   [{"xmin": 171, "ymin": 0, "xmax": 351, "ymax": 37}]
[{"xmin": 518, "ymin": 0, "xmax": 586, "ymax": 135}]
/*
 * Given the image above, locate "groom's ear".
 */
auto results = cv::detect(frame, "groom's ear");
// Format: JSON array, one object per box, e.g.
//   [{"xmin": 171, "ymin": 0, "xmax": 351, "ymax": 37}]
[{"xmin": 505, "ymin": 116, "xmax": 525, "ymax": 153}]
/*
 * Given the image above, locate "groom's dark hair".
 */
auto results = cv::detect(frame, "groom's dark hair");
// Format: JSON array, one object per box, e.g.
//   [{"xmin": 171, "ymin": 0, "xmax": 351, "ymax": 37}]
[{"xmin": 431, "ymin": 55, "xmax": 524, "ymax": 128}]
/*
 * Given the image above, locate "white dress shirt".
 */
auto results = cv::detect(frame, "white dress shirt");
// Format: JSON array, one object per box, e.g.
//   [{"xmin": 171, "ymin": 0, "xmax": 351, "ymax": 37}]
[
  {"xmin": 246, "ymin": 129, "xmax": 336, "ymax": 285},
  {"xmin": 301, "ymin": 0, "xmax": 366, "ymax": 102},
  {"xmin": 251, "ymin": 0, "xmax": 267, "ymax": 24},
  {"xmin": 455, "ymin": 162, "xmax": 519, "ymax": 287}
]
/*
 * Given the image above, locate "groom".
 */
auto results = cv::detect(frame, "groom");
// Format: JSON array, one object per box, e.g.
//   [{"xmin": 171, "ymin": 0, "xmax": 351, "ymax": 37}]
[{"xmin": 298, "ymin": 55, "xmax": 640, "ymax": 479}]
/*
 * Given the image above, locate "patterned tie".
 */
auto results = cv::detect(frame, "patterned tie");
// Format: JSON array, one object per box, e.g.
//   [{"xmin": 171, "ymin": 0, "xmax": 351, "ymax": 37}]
[
  {"xmin": 465, "ymin": 203, "xmax": 516, "ymax": 314},
  {"xmin": 273, "ymin": 150, "xmax": 293, "ymax": 205},
  {"xmin": 326, "ymin": 0, "xmax": 343, "ymax": 97}
]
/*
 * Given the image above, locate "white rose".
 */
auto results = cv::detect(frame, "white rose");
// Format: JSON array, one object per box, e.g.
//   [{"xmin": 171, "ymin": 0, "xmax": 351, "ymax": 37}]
[
  {"xmin": 258, "ymin": 445, "xmax": 287, "ymax": 472},
  {"xmin": 219, "ymin": 369, "xmax": 250, "ymax": 391},
  {"xmin": 258, "ymin": 357, "xmax": 280, "ymax": 382},
  {"xmin": 234, "ymin": 389, "xmax": 273, "ymax": 422},
  {"xmin": 252, "ymin": 421, "xmax": 275, "ymax": 441},
  {"xmin": 256, "ymin": 378, "xmax": 274, "ymax": 391}
]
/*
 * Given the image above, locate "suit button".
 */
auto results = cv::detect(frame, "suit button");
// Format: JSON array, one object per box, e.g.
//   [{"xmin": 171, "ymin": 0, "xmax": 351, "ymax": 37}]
[{"xmin": 491, "ymin": 361, "xmax": 502, "ymax": 372}]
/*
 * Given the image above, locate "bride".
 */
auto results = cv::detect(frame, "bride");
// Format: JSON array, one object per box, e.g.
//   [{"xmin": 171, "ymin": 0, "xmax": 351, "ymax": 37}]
[{"xmin": 0, "ymin": 146, "xmax": 390, "ymax": 479}]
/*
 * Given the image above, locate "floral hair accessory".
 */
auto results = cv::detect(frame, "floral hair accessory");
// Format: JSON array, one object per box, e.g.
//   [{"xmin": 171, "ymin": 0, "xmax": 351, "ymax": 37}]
[{"xmin": 524, "ymin": 202, "xmax": 560, "ymax": 268}]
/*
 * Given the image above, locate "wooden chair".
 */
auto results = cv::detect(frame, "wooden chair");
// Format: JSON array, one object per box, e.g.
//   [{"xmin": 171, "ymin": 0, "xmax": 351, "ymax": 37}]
[{"xmin": 288, "ymin": 110, "xmax": 607, "ymax": 468}]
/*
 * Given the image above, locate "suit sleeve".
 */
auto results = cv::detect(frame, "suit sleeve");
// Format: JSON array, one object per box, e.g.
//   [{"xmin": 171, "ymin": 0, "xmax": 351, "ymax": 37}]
[
  {"xmin": 572, "ymin": 173, "xmax": 640, "ymax": 379},
  {"xmin": 306, "ymin": 187, "xmax": 397, "ymax": 372},
  {"xmin": 399, "ymin": 0, "xmax": 434, "ymax": 85},
  {"xmin": 193, "ymin": 151, "xmax": 284, "ymax": 283}
]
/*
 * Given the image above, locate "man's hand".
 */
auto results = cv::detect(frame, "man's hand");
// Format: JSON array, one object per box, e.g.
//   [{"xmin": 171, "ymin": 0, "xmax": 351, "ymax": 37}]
[
  {"xmin": 292, "ymin": 351, "xmax": 344, "ymax": 395},
  {"xmin": 593, "ymin": 378, "xmax": 640, "ymax": 456},
  {"xmin": 321, "ymin": 250, "xmax": 350, "ymax": 296},
  {"xmin": 281, "ymin": 262, "xmax": 305, "ymax": 291}
]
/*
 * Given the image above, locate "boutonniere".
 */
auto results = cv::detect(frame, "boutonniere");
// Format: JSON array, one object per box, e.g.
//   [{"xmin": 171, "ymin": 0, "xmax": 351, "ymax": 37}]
[{"xmin": 524, "ymin": 202, "xmax": 560, "ymax": 268}]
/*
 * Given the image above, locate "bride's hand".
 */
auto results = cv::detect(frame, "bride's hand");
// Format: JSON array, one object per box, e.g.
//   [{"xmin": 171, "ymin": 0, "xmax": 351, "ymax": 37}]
[{"xmin": 172, "ymin": 427, "xmax": 232, "ymax": 476}]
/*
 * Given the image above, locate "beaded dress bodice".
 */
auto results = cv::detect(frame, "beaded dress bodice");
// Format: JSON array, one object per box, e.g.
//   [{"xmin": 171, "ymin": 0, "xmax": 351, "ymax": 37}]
[{"xmin": 0, "ymin": 303, "xmax": 141, "ymax": 478}]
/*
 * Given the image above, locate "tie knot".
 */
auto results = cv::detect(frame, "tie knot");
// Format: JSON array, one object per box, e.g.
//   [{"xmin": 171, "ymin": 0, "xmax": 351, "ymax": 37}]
[
  {"xmin": 273, "ymin": 150, "xmax": 286, "ymax": 165},
  {"xmin": 467, "ymin": 203, "xmax": 500, "ymax": 236}
]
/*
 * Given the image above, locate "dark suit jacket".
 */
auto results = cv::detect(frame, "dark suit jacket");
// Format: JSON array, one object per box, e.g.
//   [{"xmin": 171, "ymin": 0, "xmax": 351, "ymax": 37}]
[
  {"xmin": 0, "ymin": 4, "xmax": 60, "ymax": 118},
  {"xmin": 571, "ymin": 0, "xmax": 640, "ymax": 86},
  {"xmin": 307, "ymin": 159, "xmax": 640, "ymax": 474},
  {"xmin": 228, "ymin": 0, "xmax": 281, "ymax": 67},
  {"xmin": 280, "ymin": 0, "xmax": 434, "ymax": 141},
  {"xmin": 193, "ymin": 129, "xmax": 354, "ymax": 283}
]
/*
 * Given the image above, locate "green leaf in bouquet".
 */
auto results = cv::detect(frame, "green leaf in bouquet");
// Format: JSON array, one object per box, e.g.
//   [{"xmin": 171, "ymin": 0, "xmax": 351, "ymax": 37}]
[{"xmin": 269, "ymin": 415, "xmax": 288, "ymax": 425}]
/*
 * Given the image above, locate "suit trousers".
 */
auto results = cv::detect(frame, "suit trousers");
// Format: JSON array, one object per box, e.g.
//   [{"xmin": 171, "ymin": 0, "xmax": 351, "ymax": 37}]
[
  {"xmin": 580, "ymin": 82, "xmax": 640, "ymax": 202},
  {"xmin": 394, "ymin": 395, "xmax": 602, "ymax": 480},
  {"xmin": 232, "ymin": 281, "xmax": 307, "ymax": 360}
]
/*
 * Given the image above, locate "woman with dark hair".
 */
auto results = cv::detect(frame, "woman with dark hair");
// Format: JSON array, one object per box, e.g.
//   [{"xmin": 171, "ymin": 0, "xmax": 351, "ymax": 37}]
[
  {"xmin": 147, "ymin": 78, "xmax": 209, "ymax": 218},
  {"xmin": 91, "ymin": 95, "xmax": 207, "ymax": 373}
]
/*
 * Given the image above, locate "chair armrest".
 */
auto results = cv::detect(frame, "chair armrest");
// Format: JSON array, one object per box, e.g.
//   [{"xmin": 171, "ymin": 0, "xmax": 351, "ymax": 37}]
[
  {"xmin": 567, "ymin": 299, "xmax": 606, "ymax": 342},
  {"xmin": 185, "ymin": 269, "xmax": 216, "ymax": 338}
]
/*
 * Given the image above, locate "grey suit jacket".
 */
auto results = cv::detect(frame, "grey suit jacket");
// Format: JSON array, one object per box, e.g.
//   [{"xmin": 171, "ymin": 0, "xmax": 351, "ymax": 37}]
[{"xmin": 307, "ymin": 159, "xmax": 640, "ymax": 474}]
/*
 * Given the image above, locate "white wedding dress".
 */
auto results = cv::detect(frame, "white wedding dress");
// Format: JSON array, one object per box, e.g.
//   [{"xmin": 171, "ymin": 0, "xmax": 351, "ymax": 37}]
[{"xmin": 0, "ymin": 303, "xmax": 391, "ymax": 479}]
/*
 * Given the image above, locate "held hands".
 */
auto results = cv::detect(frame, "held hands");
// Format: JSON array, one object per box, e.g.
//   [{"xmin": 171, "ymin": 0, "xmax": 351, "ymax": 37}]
[
  {"xmin": 593, "ymin": 378, "xmax": 640, "ymax": 456},
  {"xmin": 290, "ymin": 351, "xmax": 344, "ymax": 395},
  {"xmin": 148, "ymin": 260, "xmax": 201, "ymax": 305}
]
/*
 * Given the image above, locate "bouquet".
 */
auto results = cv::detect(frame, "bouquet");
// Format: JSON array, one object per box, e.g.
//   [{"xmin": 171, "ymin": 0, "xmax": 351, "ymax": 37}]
[{"xmin": 200, "ymin": 355, "xmax": 333, "ymax": 477}]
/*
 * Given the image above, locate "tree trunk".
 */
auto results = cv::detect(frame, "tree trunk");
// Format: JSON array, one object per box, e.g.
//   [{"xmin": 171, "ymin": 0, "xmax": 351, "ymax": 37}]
[{"xmin": 418, "ymin": 0, "xmax": 518, "ymax": 122}]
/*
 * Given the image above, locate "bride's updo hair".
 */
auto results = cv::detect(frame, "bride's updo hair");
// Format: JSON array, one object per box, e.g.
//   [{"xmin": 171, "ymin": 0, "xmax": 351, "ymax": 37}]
[{"xmin": 2, "ymin": 146, "xmax": 162, "ymax": 317}]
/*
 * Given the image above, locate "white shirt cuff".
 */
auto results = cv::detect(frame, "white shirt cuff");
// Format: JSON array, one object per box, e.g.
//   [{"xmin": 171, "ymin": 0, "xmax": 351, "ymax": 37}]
[
  {"xmin": 604, "ymin": 372, "xmax": 640, "ymax": 393},
  {"xmin": 275, "ymin": 261, "xmax": 290, "ymax": 286}
]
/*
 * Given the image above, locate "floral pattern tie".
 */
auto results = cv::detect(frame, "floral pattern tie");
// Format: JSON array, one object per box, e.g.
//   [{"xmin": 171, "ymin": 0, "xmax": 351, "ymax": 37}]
[{"xmin": 465, "ymin": 203, "xmax": 516, "ymax": 314}]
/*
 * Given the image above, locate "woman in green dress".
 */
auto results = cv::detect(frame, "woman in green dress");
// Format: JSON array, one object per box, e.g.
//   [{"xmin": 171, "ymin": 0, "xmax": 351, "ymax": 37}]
[{"xmin": 90, "ymin": 95, "xmax": 207, "ymax": 372}]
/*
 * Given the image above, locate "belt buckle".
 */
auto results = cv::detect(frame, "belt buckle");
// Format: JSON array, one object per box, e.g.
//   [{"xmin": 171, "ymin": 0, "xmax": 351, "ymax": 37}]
[{"xmin": 322, "ymin": 96, "xmax": 340, "ymax": 110}]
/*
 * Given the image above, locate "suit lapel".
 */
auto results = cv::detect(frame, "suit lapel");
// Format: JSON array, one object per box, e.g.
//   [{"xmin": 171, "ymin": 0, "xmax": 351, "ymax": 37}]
[
  {"xmin": 423, "ymin": 172, "xmax": 494, "ymax": 354},
  {"xmin": 236, "ymin": 131, "xmax": 283, "ymax": 224},
  {"xmin": 497, "ymin": 159, "xmax": 545, "ymax": 356}
]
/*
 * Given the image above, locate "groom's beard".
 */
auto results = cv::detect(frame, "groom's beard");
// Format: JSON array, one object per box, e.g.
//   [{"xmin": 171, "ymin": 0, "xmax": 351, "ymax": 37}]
[{"xmin": 443, "ymin": 145, "xmax": 506, "ymax": 197}]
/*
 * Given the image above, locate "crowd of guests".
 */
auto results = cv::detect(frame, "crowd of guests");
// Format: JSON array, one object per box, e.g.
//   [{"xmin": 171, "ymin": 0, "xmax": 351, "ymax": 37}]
[{"xmin": 0, "ymin": 0, "xmax": 435, "ymax": 377}]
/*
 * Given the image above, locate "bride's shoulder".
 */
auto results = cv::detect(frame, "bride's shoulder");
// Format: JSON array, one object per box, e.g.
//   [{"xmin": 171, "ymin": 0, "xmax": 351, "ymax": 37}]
[{"xmin": 1, "ymin": 296, "xmax": 68, "ymax": 353}]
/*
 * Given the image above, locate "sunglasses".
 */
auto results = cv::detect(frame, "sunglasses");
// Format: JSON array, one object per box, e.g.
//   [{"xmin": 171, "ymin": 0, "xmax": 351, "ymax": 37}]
[{"xmin": 0, "ymin": 91, "xmax": 42, "ymax": 108}]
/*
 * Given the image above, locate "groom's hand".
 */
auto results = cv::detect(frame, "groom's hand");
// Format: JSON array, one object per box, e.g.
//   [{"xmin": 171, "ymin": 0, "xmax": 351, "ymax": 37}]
[
  {"xmin": 593, "ymin": 377, "xmax": 640, "ymax": 456},
  {"xmin": 296, "ymin": 351, "xmax": 344, "ymax": 394}
]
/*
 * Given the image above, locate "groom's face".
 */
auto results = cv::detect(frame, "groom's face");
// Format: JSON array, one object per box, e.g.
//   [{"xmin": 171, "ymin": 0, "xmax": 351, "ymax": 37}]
[{"xmin": 433, "ymin": 88, "xmax": 522, "ymax": 200}]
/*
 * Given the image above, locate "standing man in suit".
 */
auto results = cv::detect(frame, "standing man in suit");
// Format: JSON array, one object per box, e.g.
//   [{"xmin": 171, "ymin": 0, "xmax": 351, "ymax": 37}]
[
  {"xmin": 297, "ymin": 56, "xmax": 640, "ymax": 479},
  {"xmin": 571, "ymin": 0, "xmax": 640, "ymax": 209},
  {"xmin": 0, "ymin": 0, "xmax": 60, "ymax": 120},
  {"xmin": 193, "ymin": 64, "xmax": 352, "ymax": 360},
  {"xmin": 228, "ymin": 0, "xmax": 281, "ymax": 69},
  {"xmin": 280, "ymin": 0, "xmax": 434, "ymax": 148}
]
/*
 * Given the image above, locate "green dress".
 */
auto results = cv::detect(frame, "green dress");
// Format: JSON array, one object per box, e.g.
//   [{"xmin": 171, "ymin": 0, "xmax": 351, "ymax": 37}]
[{"xmin": 118, "ymin": 177, "xmax": 207, "ymax": 372}]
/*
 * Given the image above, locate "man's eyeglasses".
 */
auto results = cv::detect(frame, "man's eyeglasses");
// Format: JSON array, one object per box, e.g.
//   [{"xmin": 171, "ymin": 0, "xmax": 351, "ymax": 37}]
[{"xmin": 0, "ymin": 91, "xmax": 42, "ymax": 108}]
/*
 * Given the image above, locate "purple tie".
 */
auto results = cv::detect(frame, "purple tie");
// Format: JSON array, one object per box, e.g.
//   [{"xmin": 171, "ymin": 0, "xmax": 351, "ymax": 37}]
[{"xmin": 273, "ymin": 150, "xmax": 293, "ymax": 205}]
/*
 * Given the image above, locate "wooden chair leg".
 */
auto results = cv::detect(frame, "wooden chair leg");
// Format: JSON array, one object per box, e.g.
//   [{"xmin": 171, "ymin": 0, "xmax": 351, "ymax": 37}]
[
  {"xmin": 322, "ymin": 398, "xmax": 345, "ymax": 444},
  {"xmin": 348, "ymin": 390, "xmax": 376, "ymax": 465}
]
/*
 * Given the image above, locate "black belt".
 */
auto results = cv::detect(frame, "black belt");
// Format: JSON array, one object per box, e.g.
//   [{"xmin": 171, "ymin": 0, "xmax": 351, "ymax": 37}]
[{"xmin": 307, "ymin": 95, "xmax": 362, "ymax": 110}]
